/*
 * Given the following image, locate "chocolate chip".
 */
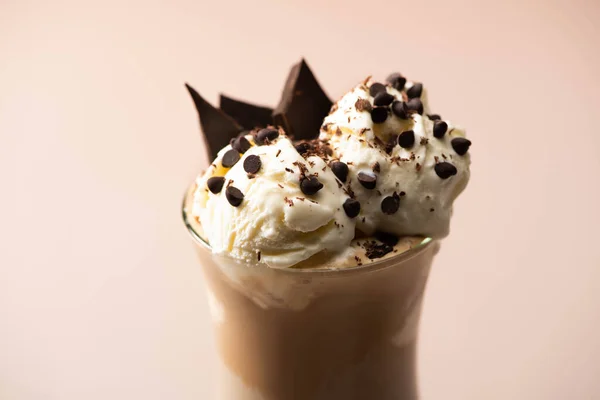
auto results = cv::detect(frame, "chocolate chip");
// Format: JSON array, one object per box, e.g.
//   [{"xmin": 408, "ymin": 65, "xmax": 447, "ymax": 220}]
[
  {"xmin": 355, "ymin": 98, "xmax": 372, "ymax": 112},
  {"xmin": 374, "ymin": 231, "xmax": 399, "ymax": 246},
  {"xmin": 207, "ymin": 176, "xmax": 225, "ymax": 194},
  {"xmin": 370, "ymin": 107, "xmax": 388, "ymax": 123},
  {"xmin": 433, "ymin": 120, "xmax": 448, "ymax": 138},
  {"xmin": 343, "ymin": 198, "xmax": 361, "ymax": 218},
  {"xmin": 406, "ymin": 98, "xmax": 423, "ymax": 114},
  {"xmin": 406, "ymin": 83, "xmax": 423, "ymax": 99},
  {"xmin": 434, "ymin": 162, "xmax": 457, "ymax": 179},
  {"xmin": 222, "ymin": 149, "xmax": 241, "ymax": 168},
  {"xmin": 427, "ymin": 114, "xmax": 442, "ymax": 121},
  {"xmin": 357, "ymin": 172, "xmax": 377, "ymax": 189},
  {"xmin": 331, "ymin": 161, "xmax": 349, "ymax": 182},
  {"xmin": 386, "ymin": 73, "xmax": 406, "ymax": 91},
  {"xmin": 365, "ymin": 243, "xmax": 393, "ymax": 259},
  {"xmin": 294, "ymin": 142, "xmax": 312, "ymax": 155},
  {"xmin": 373, "ymin": 92, "xmax": 395, "ymax": 106},
  {"xmin": 381, "ymin": 193, "xmax": 400, "ymax": 214},
  {"xmin": 391, "ymin": 101, "xmax": 408, "ymax": 119},
  {"xmin": 451, "ymin": 137, "xmax": 472, "ymax": 155},
  {"xmin": 369, "ymin": 82, "xmax": 387, "ymax": 97},
  {"xmin": 256, "ymin": 128, "xmax": 279, "ymax": 144},
  {"xmin": 225, "ymin": 186, "xmax": 244, "ymax": 206},
  {"xmin": 397, "ymin": 130, "xmax": 415, "ymax": 149},
  {"xmin": 300, "ymin": 176, "xmax": 323, "ymax": 195},
  {"xmin": 232, "ymin": 135, "xmax": 251, "ymax": 153},
  {"xmin": 243, "ymin": 155, "xmax": 261, "ymax": 174}
]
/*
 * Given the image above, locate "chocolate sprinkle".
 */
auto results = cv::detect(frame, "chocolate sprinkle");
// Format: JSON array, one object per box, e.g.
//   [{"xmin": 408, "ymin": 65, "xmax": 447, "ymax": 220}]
[
  {"xmin": 185, "ymin": 83, "xmax": 242, "ymax": 160},
  {"xmin": 406, "ymin": 98, "xmax": 424, "ymax": 115},
  {"xmin": 219, "ymin": 94, "xmax": 273, "ymax": 130},
  {"xmin": 225, "ymin": 186, "xmax": 244, "ymax": 206},
  {"xmin": 397, "ymin": 130, "xmax": 415, "ymax": 149},
  {"xmin": 222, "ymin": 149, "xmax": 241, "ymax": 168},
  {"xmin": 300, "ymin": 176, "xmax": 324, "ymax": 195},
  {"xmin": 357, "ymin": 172, "xmax": 377, "ymax": 189},
  {"xmin": 207, "ymin": 176, "xmax": 225, "ymax": 194},
  {"xmin": 406, "ymin": 83, "xmax": 423, "ymax": 99},
  {"xmin": 272, "ymin": 59, "xmax": 332, "ymax": 141},
  {"xmin": 373, "ymin": 92, "xmax": 395, "ymax": 106},
  {"xmin": 256, "ymin": 128, "xmax": 279, "ymax": 144},
  {"xmin": 370, "ymin": 107, "xmax": 388, "ymax": 124},
  {"xmin": 232, "ymin": 135, "xmax": 251, "ymax": 153},
  {"xmin": 381, "ymin": 192, "xmax": 400, "ymax": 214},
  {"xmin": 433, "ymin": 120, "xmax": 448, "ymax": 138},
  {"xmin": 391, "ymin": 100, "xmax": 408, "ymax": 119},
  {"xmin": 294, "ymin": 142, "xmax": 312, "ymax": 155},
  {"xmin": 343, "ymin": 198, "xmax": 361, "ymax": 218},
  {"xmin": 427, "ymin": 114, "xmax": 442, "ymax": 121},
  {"xmin": 434, "ymin": 162, "xmax": 457, "ymax": 179},
  {"xmin": 369, "ymin": 82, "xmax": 387, "ymax": 97},
  {"xmin": 243, "ymin": 155, "xmax": 261, "ymax": 174},
  {"xmin": 386, "ymin": 73, "xmax": 406, "ymax": 91},
  {"xmin": 451, "ymin": 137, "xmax": 472, "ymax": 155},
  {"xmin": 355, "ymin": 98, "xmax": 373, "ymax": 112},
  {"xmin": 331, "ymin": 161, "xmax": 349, "ymax": 183}
]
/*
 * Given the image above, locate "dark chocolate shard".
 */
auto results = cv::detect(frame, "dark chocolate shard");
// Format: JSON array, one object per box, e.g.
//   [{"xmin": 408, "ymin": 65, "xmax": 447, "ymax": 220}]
[
  {"xmin": 219, "ymin": 94, "xmax": 273, "ymax": 130},
  {"xmin": 272, "ymin": 59, "xmax": 332, "ymax": 141},
  {"xmin": 185, "ymin": 83, "xmax": 243, "ymax": 160}
]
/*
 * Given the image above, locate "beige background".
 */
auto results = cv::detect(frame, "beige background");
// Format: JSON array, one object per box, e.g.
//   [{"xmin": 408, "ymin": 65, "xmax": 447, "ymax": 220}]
[{"xmin": 1, "ymin": 0, "xmax": 599, "ymax": 399}]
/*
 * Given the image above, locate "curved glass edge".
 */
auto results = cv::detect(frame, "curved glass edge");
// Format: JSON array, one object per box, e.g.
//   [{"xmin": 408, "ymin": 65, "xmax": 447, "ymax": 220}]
[{"xmin": 181, "ymin": 182, "xmax": 435, "ymax": 276}]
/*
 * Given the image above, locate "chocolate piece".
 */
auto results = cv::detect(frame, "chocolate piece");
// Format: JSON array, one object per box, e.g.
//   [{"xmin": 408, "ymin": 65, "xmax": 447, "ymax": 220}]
[
  {"xmin": 433, "ymin": 120, "xmax": 448, "ymax": 138},
  {"xmin": 406, "ymin": 98, "xmax": 424, "ymax": 114},
  {"xmin": 272, "ymin": 59, "xmax": 332, "ymax": 140},
  {"xmin": 185, "ymin": 83, "xmax": 243, "ymax": 160},
  {"xmin": 357, "ymin": 172, "xmax": 377, "ymax": 189},
  {"xmin": 343, "ymin": 198, "xmax": 361, "ymax": 218},
  {"xmin": 373, "ymin": 92, "xmax": 395, "ymax": 106},
  {"xmin": 219, "ymin": 94, "xmax": 273, "ymax": 130},
  {"xmin": 374, "ymin": 231, "xmax": 399, "ymax": 246},
  {"xmin": 294, "ymin": 142, "xmax": 312, "ymax": 155},
  {"xmin": 406, "ymin": 83, "xmax": 423, "ymax": 99},
  {"xmin": 372, "ymin": 162, "xmax": 380, "ymax": 173},
  {"xmin": 381, "ymin": 193, "xmax": 400, "ymax": 214},
  {"xmin": 451, "ymin": 137, "xmax": 472, "ymax": 155},
  {"xmin": 256, "ymin": 127, "xmax": 279, "ymax": 144},
  {"xmin": 243, "ymin": 155, "xmax": 261, "ymax": 174},
  {"xmin": 434, "ymin": 162, "xmax": 457, "ymax": 179},
  {"xmin": 331, "ymin": 161, "xmax": 349, "ymax": 182},
  {"xmin": 225, "ymin": 186, "xmax": 244, "ymax": 206},
  {"xmin": 386, "ymin": 73, "xmax": 406, "ymax": 91},
  {"xmin": 427, "ymin": 114, "xmax": 442, "ymax": 120},
  {"xmin": 370, "ymin": 107, "xmax": 388, "ymax": 123},
  {"xmin": 397, "ymin": 130, "xmax": 415, "ymax": 149},
  {"xmin": 355, "ymin": 98, "xmax": 372, "ymax": 112},
  {"xmin": 365, "ymin": 242, "xmax": 394, "ymax": 259},
  {"xmin": 232, "ymin": 135, "xmax": 251, "ymax": 153},
  {"xmin": 221, "ymin": 149, "xmax": 241, "ymax": 168},
  {"xmin": 207, "ymin": 176, "xmax": 225, "ymax": 194},
  {"xmin": 369, "ymin": 82, "xmax": 387, "ymax": 97},
  {"xmin": 391, "ymin": 100, "xmax": 408, "ymax": 119},
  {"xmin": 300, "ymin": 176, "xmax": 324, "ymax": 195},
  {"xmin": 385, "ymin": 135, "xmax": 398, "ymax": 154}
]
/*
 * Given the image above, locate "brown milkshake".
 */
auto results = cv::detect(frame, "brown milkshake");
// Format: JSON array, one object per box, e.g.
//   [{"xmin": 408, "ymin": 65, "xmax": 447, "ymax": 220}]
[
  {"xmin": 183, "ymin": 186, "xmax": 438, "ymax": 400},
  {"xmin": 183, "ymin": 59, "xmax": 471, "ymax": 399}
]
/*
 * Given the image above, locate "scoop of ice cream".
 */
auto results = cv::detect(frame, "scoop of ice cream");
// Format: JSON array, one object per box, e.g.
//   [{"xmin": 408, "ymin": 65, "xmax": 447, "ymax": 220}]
[
  {"xmin": 320, "ymin": 77, "xmax": 470, "ymax": 238},
  {"xmin": 192, "ymin": 130, "xmax": 355, "ymax": 268}
]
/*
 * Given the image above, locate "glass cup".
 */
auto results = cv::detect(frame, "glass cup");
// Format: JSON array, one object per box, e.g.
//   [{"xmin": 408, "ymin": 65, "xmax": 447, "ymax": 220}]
[{"xmin": 183, "ymin": 184, "xmax": 438, "ymax": 400}]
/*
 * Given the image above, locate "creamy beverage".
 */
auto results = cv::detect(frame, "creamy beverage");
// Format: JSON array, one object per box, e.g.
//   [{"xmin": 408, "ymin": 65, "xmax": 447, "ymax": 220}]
[{"xmin": 182, "ymin": 59, "xmax": 471, "ymax": 399}]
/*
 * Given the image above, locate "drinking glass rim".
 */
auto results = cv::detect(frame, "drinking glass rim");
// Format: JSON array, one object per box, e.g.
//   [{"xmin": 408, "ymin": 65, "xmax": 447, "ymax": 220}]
[{"xmin": 182, "ymin": 182, "xmax": 435, "ymax": 275}]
